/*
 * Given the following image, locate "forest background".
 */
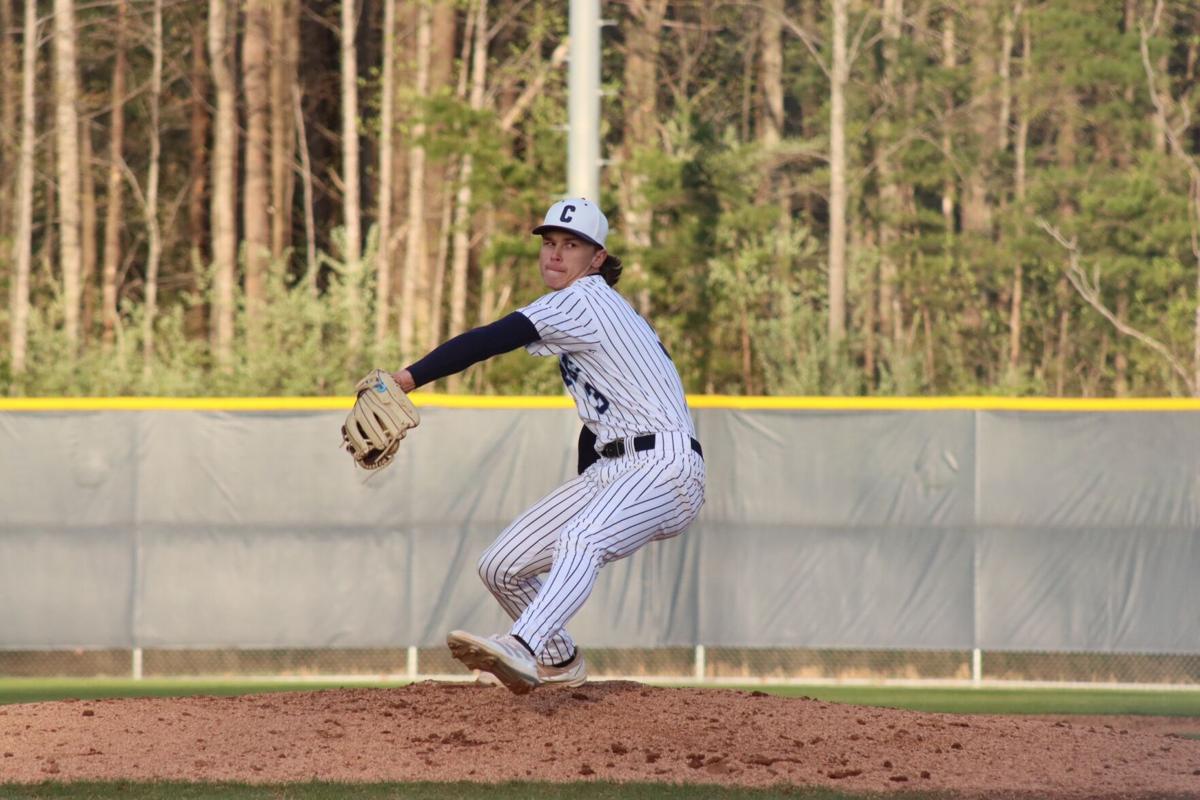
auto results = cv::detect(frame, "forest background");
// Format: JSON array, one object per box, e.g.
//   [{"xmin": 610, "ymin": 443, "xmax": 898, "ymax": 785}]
[{"xmin": 2, "ymin": 0, "xmax": 1199, "ymax": 398}]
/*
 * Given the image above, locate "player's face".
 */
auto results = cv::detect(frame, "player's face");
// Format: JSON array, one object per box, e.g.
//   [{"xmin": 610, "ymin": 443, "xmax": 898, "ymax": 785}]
[{"xmin": 539, "ymin": 231, "xmax": 605, "ymax": 290}]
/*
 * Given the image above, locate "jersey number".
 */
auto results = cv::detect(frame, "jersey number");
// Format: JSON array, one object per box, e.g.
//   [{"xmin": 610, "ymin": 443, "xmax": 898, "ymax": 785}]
[{"xmin": 559, "ymin": 355, "xmax": 609, "ymax": 415}]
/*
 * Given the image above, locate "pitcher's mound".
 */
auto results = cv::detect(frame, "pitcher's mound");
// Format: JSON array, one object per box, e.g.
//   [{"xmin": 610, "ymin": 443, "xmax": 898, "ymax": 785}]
[{"xmin": 2, "ymin": 681, "xmax": 1198, "ymax": 798}]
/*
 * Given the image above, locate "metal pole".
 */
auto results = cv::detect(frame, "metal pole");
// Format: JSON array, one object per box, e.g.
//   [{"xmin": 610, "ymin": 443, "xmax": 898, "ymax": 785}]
[{"xmin": 568, "ymin": 0, "xmax": 601, "ymax": 202}]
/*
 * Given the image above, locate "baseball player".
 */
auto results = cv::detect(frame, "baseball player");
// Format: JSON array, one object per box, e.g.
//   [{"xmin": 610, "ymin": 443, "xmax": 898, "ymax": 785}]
[{"xmin": 391, "ymin": 198, "xmax": 706, "ymax": 694}]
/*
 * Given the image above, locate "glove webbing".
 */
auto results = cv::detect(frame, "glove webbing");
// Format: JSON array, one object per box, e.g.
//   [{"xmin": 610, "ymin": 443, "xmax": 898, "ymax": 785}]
[{"xmin": 356, "ymin": 389, "xmax": 399, "ymax": 445}]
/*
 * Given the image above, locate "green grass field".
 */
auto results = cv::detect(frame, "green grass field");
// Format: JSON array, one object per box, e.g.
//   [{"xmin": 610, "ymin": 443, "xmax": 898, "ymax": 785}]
[
  {"xmin": 2, "ymin": 680, "xmax": 1197, "ymax": 800},
  {"xmin": 3, "ymin": 678, "xmax": 1199, "ymax": 716}
]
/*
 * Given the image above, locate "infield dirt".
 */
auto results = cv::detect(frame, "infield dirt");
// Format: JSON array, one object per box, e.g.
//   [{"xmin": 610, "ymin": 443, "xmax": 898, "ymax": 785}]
[{"xmin": 1, "ymin": 681, "xmax": 1198, "ymax": 798}]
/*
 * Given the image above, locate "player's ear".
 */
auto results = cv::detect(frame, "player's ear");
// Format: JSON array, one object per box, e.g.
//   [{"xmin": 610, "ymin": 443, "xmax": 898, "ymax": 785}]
[{"xmin": 591, "ymin": 247, "xmax": 607, "ymax": 270}]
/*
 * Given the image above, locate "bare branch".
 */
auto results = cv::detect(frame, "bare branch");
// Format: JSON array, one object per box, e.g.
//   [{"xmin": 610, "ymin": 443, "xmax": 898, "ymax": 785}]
[
  {"xmin": 1139, "ymin": 7, "xmax": 1198, "ymax": 179},
  {"xmin": 847, "ymin": 6, "xmax": 882, "ymax": 69},
  {"xmin": 117, "ymin": 155, "xmax": 146, "ymax": 214},
  {"xmin": 1037, "ymin": 218, "xmax": 1196, "ymax": 394},
  {"xmin": 1139, "ymin": 3, "xmax": 1200, "ymax": 394},
  {"xmin": 499, "ymin": 41, "xmax": 568, "ymax": 132},
  {"xmin": 743, "ymin": 1, "xmax": 830, "ymax": 82}
]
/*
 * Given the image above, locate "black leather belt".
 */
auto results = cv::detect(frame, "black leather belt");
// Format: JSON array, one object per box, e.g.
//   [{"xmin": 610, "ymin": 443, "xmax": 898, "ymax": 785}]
[{"xmin": 600, "ymin": 434, "xmax": 703, "ymax": 459}]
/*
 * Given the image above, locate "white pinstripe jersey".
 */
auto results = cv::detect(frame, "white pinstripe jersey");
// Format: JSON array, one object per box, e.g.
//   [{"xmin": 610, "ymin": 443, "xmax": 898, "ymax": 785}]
[{"xmin": 518, "ymin": 274, "xmax": 696, "ymax": 448}]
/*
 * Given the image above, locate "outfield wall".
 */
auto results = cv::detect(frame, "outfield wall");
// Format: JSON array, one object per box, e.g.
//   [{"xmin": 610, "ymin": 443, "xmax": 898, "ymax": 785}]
[{"xmin": 1, "ymin": 398, "xmax": 1198, "ymax": 657}]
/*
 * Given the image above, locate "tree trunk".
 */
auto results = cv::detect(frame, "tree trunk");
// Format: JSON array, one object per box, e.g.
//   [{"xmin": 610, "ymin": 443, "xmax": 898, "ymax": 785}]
[
  {"xmin": 101, "ymin": 0, "xmax": 128, "ymax": 344},
  {"xmin": 209, "ymin": 0, "xmax": 237, "ymax": 366},
  {"xmin": 447, "ymin": 0, "xmax": 487, "ymax": 340},
  {"xmin": 877, "ymin": 0, "xmax": 902, "ymax": 350},
  {"xmin": 1057, "ymin": 89, "xmax": 1077, "ymax": 217},
  {"xmin": 186, "ymin": 18, "xmax": 208, "ymax": 338},
  {"xmin": 1, "ymin": 0, "xmax": 17, "ymax": 262},
  {"xmin": 419, "ymin": 3, "xmax": 457, "ymax": 347},
  {"xmin": 1188, "ymin": 170, "xmax": 1200, "ymax": 395},
  {"xmin": 1056, "ymin": 286, "xmax": 1070, "ymax": 397},
  {"xmin": 1152, "ymin": 50, "xmax": 1168, "ymax": 154},
  {"xmin": 294, "ymin": 85, "xmax": 318, "ymax": 294},
  {"xmin": 400, "ymin": 1, "xmax": 431, "ymax": 362},
  {"xmin": 922, "ymin": 307, "xmax": 935, "ymax": 386},
  {"xmin": 444, "ymin": 0, "xmax": 488, "ymax": 391},
  {"xmin": 894, "ymin": 2, "xmax": 927, "ymax": 356},
  {"xmin": 1193, "ymin": 185, "xmax": 1200, "ymax": 396},
  {"xmin": 740, "ymin": 308, "xmax": 753, "ymax": 394},
  {"xmin": 428, "ymin": 183, "xmax": 453, "ymax": 351},
  {"xmin": 941, "ymin": 9, "xmax": 956, "ymax": 258},
  {"xmin": 342, "ymin": 0, "xmax": 363, "ymax": 357},
  {"xmin": 759, "ymin": 0, "xmax": 792, "ymax": 275},
  {"xmin": 476, "ymin": 205, "xmax": 498, "ymax": 341},
  {"xmin": 1008, "ymin": 12, "xmax": 1030, "ymax": 375},
  {"xmin": 141, "ymin": 0, "xmax": 163, "ymax": 373},
  {"xmin": 962, "ymin": 2, "xmax": 996, "ymax": 235},
  {"xmin": 42, "ymin": 166, "xmax": 56, "ymax": 289},
  {"xmin": 859, "ymin": 221, "xmax": 876, "ymax": 384},
  {"xmin": 828, "ymin": 0, "xmax": 848, "ymax": 343},
  {"xmin": 619, "ymin": 0, "xmax": 668, "ymax": 314},
  {"xmin": 739, "ymin": 19, "xmax": 753, "ymax": 142},
  {"xmin": 9, "ymin": 0, "xmax": 37, "ymax": 375},
  {"xmin": 1115, "ymin": 284, "xmax": 1129, "ymax": 396},
  {"xmin": 242, "ymin": 0, "xmax": 271, "ymax": 330},
  {"xmin": 388, "ymin": 0, "xmax": 415, "ymax": 317},
  {"xmin": 759, "ymin": 0, "xmax": 784, "ymax": 150},
  {"xmin": 998, "ymin": 2, "xmax": 1021, "ymax": 154},
  {"xmin": 80, "ymin": 119, "xmax": 97, "ymax": 335},
  {"xmin": 269, "ymin": 0, "xmax": 296, "ymax": 260},
  {"xmin": 54, "ymin": 0, "xmax": 83, "ymax": 351},
  {"xmin": 374, "ymin": 0, "xmax": 397, "ymax": 351}
]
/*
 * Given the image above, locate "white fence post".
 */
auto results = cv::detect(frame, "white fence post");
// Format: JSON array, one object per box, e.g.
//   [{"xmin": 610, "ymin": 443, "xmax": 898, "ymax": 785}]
[
  {"xmin": 693, "ymin": 645, "xmax": 706, "ymax": 681},
  {"xmin": 406, "ymin": 646, "xmax": 418, "ymax": 680}
]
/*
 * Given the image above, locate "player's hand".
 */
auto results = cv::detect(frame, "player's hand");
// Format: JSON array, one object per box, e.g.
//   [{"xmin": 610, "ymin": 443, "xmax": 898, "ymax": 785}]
[{"xmin": 392, "ymin": 369, "xmax": 416, "ymax": 393}]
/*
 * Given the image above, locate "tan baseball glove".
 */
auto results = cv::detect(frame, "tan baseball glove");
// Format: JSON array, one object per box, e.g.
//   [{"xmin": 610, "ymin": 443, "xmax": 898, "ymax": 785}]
[{"xmin": 342, "ymin": 369, "xmax": 421, "ymax": 471}]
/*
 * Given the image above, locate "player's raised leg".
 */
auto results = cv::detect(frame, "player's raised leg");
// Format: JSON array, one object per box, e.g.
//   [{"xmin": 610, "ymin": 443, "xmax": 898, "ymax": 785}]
[{"xmin": 510, "ymin": 450, "xmax": 704, "ymax": 658}]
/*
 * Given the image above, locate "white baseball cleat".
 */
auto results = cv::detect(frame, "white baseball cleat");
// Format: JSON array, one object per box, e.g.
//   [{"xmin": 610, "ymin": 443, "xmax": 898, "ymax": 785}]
[
  {"xmin": 474, "ymin": 650, "xmax": 587, "ymax": 688},
  {"xmin": 537, "ymin": 650, "xmax": 587, "ymax": 687},
  {"xmin": 447, "ymin": 631, "xmax": 539, "ymax": 695}
]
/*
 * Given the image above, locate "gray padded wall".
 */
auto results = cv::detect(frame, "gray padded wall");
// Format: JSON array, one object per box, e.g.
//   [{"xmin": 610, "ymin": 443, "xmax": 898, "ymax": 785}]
[
  {"xmin": 0, "ymin": 407, "xmax": 1196, "ymax": 653},
  {"xmin": 975, "ymin": 412, "xmax": 1200, "ymax": 652}
]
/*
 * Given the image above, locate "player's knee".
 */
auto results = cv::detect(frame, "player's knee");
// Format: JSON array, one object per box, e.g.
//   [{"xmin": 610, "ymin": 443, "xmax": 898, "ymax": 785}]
[
  {"xmin": 555, "ymin": 527, "xmax": 604, "ymax": 563},
  {"xmin": 476, "ymin": 547, "xmax": 505, "ymax": 592}
]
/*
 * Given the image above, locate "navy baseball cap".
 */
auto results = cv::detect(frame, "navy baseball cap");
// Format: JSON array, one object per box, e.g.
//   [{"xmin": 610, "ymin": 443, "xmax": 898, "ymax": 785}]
[{"xmin": 532, "ymin": 198, "xmax": 609, "ymax": 249}]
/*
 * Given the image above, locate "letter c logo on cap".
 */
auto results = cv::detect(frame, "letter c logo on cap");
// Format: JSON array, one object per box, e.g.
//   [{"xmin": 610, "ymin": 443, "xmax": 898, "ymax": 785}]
[{"xmin": 559, "ymin": 204, "xmax": 576, "ymax": 223}]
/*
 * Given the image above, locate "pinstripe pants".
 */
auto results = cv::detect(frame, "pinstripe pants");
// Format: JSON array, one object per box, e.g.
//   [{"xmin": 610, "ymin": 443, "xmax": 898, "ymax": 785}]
[{"xmin": 476, "ymin": 433, "xmax": 705, "ymax": 664}]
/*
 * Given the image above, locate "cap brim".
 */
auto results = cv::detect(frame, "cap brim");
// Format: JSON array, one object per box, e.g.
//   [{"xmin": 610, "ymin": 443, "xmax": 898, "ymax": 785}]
[{"xmin": 532, "ymin": 224, "xmax": 604, "ymax": 249}]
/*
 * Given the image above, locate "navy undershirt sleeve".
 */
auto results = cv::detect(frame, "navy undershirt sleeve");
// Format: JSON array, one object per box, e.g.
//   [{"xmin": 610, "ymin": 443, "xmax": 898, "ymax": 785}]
[{"xmin": 406, "ymin": 311, "xmax": 540, "ymax": 388}]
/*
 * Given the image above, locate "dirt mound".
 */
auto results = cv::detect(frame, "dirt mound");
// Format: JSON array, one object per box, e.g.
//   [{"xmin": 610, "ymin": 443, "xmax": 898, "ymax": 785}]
[{"xmin": 1, "ymin": 681, "xmax": 1198, "ymax": 798}]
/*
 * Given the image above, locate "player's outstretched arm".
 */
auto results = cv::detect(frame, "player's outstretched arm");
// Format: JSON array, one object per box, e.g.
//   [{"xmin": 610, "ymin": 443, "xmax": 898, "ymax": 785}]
[{"xmin": 392, "ymin": 312, "xmax": 540, "ymax": 391}]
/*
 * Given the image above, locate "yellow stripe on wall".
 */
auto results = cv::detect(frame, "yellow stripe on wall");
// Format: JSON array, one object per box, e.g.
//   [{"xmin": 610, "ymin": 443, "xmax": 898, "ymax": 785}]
[
  {"xmin": 685, "ymin": 395, "xmax": 1200, "ymax": 411},
  {"xmin": 1, "ymin": 395, "xmax": 1199, "ymax": 412}
]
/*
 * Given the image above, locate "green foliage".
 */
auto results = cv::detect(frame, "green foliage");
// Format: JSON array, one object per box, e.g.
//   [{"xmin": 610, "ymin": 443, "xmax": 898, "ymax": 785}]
[
  {"xmin": 4, "ymin": 239, "xmax": 379, "ymax": 397},
  {"xmin": 5, "ymin": 1, "xmax": 1200, "ymax": 398}
]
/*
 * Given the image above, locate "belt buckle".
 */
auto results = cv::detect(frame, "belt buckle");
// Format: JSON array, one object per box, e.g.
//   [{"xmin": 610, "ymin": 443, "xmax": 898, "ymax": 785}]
[{"xmin": 601, "ymin": 440, "xmax": 625, "ymax": 458}]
